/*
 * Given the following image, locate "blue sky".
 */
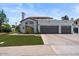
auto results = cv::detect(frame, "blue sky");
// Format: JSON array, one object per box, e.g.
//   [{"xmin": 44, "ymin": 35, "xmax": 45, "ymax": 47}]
[{"xmin": 0, "ymin": 3, "xmax": 79, "ymax": 25}]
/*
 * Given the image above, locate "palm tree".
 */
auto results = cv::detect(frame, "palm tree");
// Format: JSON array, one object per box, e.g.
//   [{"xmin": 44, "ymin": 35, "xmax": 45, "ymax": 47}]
[{"xmin": 0, "ymin": 10, "xmax": 8, "ymax": 32}]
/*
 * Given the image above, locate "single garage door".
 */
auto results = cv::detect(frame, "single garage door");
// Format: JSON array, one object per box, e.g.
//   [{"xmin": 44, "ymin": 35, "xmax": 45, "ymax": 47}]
[
  {"xmin": 61, "ymin": 26, "xmax": 71, "ymax": 34},
  {"xmin": 40, "ymin": 26, "xmax": 59, "ymax": 34},
  {"xmin": 73, "ymin": 28, "xmax": 78, "ymax": 33}
]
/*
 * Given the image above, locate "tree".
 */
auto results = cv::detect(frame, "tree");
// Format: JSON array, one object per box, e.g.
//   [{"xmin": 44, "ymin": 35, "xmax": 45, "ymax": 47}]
[
  {"xmin": 0, "ymin": 10, "xmax": 8, "ymax": 32},
  {"xmin": 61, "ymin": 15, "xmax": 69, "ymax": 20},
  {"xmin": 12, "ymin": 25, "xmax": 16, "ymax": 28}
]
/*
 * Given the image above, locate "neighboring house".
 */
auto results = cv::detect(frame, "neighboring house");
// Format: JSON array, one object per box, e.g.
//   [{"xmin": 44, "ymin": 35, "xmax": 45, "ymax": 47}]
[{"xmin": 19, "ymin": 16, "xmax": 79, "ymax": 34}]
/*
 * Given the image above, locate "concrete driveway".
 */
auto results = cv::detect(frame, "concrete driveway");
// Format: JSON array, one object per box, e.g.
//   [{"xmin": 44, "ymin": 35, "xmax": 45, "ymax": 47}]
[
  {"xmin": 41, "ymin": 34, "xmax": 79, "ymax": 55},
  {"xmin": 41, "ymin": 34, "xmax": 79, "ymax": 45}
]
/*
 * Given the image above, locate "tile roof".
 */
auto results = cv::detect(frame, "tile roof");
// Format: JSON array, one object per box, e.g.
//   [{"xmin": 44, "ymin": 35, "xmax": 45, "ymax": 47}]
[{"xmin": 20, "ymin": 16, "xmax": 53, "ymax": 22}]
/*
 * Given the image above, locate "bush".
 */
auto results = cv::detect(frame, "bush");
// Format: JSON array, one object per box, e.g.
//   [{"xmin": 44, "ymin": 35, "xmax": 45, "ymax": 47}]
[
  {"xmin": 2, "ymin": 24, "xmax": 11, "ymax": 33},
  {"xmin": 2, "ymin": 28, "xmax": 11, "ymax": 32}
]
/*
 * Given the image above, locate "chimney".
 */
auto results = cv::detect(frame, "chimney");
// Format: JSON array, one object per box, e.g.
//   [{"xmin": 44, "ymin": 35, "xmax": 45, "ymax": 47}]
[{"xmin": 22, "ymin": 12, "xmax": 25, "ymax": 20}]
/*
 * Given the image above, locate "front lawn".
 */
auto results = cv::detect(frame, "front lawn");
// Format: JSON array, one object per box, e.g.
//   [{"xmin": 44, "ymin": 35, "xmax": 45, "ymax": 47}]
[{"xmin": 0, "ymin": 34, "xmax": 44, "ymax": 47}]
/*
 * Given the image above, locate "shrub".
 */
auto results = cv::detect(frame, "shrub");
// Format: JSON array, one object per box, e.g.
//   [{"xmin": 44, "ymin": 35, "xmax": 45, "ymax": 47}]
[{"xmin": 2, "ymin": 24, "xmax": 11, "ymax": 32}]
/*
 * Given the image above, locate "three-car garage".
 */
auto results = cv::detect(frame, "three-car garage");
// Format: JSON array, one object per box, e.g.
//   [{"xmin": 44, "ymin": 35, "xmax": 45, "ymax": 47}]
[{"xmin": 40, "ymin": 26, "xmax": 71, "ymax": 34}]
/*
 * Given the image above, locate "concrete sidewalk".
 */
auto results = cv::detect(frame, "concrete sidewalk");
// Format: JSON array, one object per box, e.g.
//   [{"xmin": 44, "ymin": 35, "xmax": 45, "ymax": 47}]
[
  {"xmin": 0, "ymin": 45, "xmax": 55, "ymax": 56},
  {"xmin": 0, "ymin": 45, "xmax": 79, "ymax": 56},
  {"xmin": 0, "ymin": 33, "xmax": 6, "ymax": 35},
  {"xmin": 51, "ymin": 45, "xmax": 79, "ymax": 56},
  {"xmin": 8, "ymin": 33, "xmax": 40, "ymax": 36}
]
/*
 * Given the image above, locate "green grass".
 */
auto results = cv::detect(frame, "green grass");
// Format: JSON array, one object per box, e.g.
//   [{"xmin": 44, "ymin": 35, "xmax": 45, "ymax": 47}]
[{"xmin": 0, "ymin": 34, "xmax": 44, "ymax": 47}]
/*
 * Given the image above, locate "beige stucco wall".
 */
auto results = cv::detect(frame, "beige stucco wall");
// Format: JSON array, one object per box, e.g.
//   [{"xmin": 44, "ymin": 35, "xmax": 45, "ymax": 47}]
[
  {"xmin": 20, "ymin": 19, "xmax": 37, "ymax": 33},
  {"xmin": 19, "ymin": 21, "xmax": 26, "ymax": 33},
  {"xmin": 38, "ymin": 19, "xmax": 74, "ymax": 26},
  {"xmin": 20, "ymin": 18, "xmax": 79, "ymax": 34},
  {"xmin": 37, "ymin": 19, "xmax": 74, "ymax": 33}
]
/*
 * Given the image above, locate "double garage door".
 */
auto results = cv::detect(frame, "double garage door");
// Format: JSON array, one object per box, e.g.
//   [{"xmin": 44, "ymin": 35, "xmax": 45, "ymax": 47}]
[
  {"xmin": 40, "ymin": 26, "xmax": 71, "ymax": 34},
  {"xmin": 40, "ymin": 26, "xmax": 59, "ymax": 34}
]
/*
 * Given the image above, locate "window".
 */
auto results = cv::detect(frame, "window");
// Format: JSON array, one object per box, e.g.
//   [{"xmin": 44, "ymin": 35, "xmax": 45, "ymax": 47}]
[
  {"xmin": 29, "ymin": 21, "xmax": 34, "ymax": 24},
  {"xmin": 26, "ymin": 22, "xmax": 28, "ymax": 24},
  {"xmin": 23, "ymin": 27, "xmax": 24, "ymax": 29}
]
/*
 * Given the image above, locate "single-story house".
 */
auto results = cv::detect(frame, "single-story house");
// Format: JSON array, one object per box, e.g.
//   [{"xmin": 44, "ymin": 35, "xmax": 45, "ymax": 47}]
[{"xmin": 19, "ymin": 16, "xmax": 79, "ymax": 34}]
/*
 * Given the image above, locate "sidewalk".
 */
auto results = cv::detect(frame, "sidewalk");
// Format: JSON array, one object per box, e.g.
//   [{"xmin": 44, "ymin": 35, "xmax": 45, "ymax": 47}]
[
  {"xmin": 0, "ymin": 45, "xmax": 79, "ymax": 56},
  {"xmin": 0, "ymin": 33, "xmax": 7, "ymax": 35},
  {"xmin": 8, "ymin": 33, "xmax": 40, "ymax": 36},
  {"xmin": 0, "ymin": 45, "xmax": 55, "ymax": 56}
]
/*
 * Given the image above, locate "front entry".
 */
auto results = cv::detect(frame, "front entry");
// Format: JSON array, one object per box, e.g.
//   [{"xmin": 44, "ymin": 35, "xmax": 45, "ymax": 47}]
[
  {"xmin": 73, "ymin": 28, "xmax": 78, "ymax": 33},
  {"xmin": 26, "ymin": 26, "xmax": 34, "ymax": 34}
]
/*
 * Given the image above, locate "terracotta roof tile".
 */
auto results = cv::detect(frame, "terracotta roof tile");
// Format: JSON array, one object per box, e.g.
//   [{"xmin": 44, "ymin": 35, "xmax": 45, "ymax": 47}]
[{"xmin": 20, "ymin": 16, "xmax": 53, "ymax": 22}]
